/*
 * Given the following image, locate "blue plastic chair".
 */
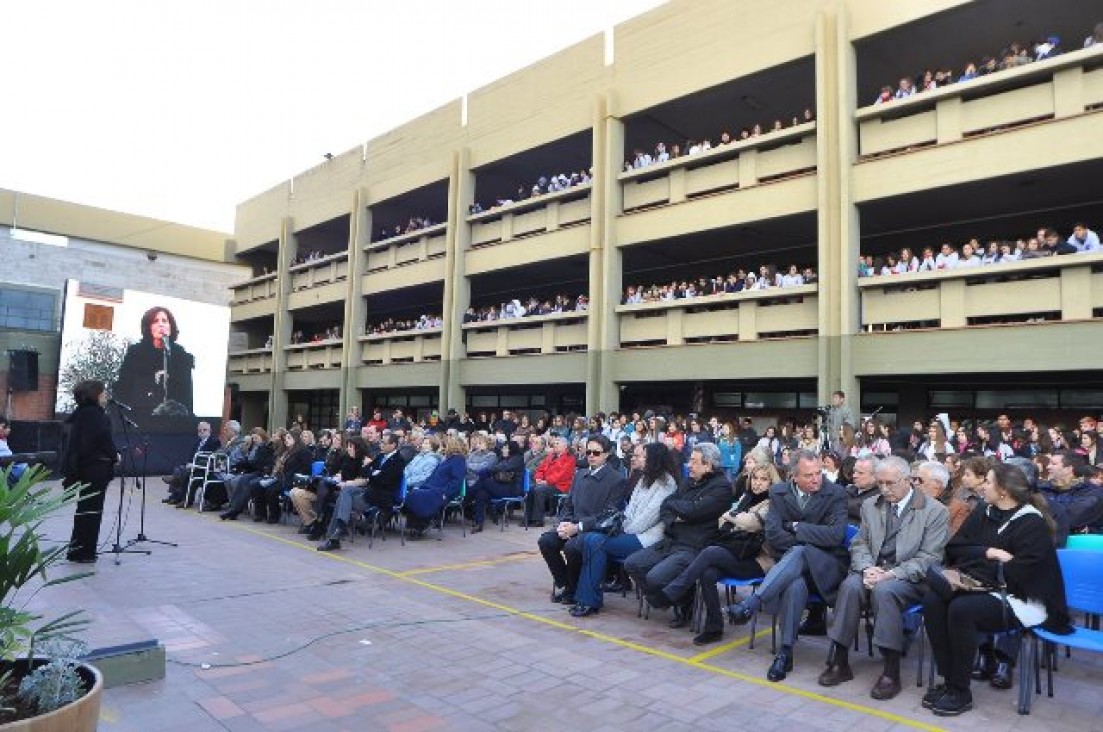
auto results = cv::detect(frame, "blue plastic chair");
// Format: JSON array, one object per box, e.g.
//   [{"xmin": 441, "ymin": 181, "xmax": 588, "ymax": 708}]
[
  {"xmin": 490, "ymin": 470, "xmax": 530, "ymax": 531},
  {"xmin": 1065, "ymin": 534, "xmax": 1103, "ymax": 551},
  {"xmin": 691, "ymin": 576, "xmax": 765, "ymax": 644},
  {"xmin": 438, "ymin": 478, "xmax": 467, "ymax": 539},
  {"xmin": 1023, "ymin": 549, "xmax": 1103, "ymax": 714},
  {"xmin": 310, "ymin": 460, "xmax": 325, "ymax": 477}
]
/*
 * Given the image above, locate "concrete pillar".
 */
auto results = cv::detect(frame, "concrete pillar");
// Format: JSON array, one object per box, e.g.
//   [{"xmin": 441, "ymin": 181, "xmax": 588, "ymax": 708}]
[
  {"xmin": 815, "ymin": 6, "xmax": 860, "ymax": 406},
  {"xmin": 342, "ymin": 189, "xmax": 370, "ymax": 415},
  {"xmin": 444, "ymin": 148, "xmax": 473, "ymax": 412},
  {"xmin": 592, "ymin": 93, "xmax": 624, "ymax": 414},
  {"xmin": 270, "ymin": 217, "xmax": 297, "ymax": 430}
]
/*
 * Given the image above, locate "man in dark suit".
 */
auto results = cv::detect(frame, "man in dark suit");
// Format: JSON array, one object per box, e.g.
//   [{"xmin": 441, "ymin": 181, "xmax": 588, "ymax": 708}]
[
  {"xmin": 163, "ymin": 421, "xmax": 221, "ymax": 505},
  {"xmin": 726, "ymin": 448, "xmax": 848, "ymax": 682},
  {"xmin": 318, "ymin": 433, "xmax": 405, "ymax": 551}
]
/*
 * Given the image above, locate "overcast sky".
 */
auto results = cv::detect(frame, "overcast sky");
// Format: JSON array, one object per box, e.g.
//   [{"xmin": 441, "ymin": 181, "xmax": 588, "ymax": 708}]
[{"xmin": 2, "ymin": 0, "xmax": 664, "ymax": 234}]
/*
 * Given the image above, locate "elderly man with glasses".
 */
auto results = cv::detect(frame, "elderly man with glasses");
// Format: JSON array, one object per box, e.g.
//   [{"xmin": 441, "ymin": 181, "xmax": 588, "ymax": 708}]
[{"xmin": 818, "ymin": 456, "xmax": 949, "ymax": 700}]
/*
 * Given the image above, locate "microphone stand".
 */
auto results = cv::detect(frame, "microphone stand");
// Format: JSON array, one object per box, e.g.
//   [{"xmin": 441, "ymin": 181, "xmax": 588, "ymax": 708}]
[
  {"xmin": 106, "ymin": 404, "xmax": 150, "ymax": 565},
  {"xmin": 125, "ymin": 418, "xmax": 177, "ymax": 551}
]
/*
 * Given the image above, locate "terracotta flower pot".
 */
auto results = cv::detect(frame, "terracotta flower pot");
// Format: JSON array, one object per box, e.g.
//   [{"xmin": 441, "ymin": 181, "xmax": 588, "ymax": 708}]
[{"xmin": 0, "ymin": 661, "xmax": 102, "ymax": 732}]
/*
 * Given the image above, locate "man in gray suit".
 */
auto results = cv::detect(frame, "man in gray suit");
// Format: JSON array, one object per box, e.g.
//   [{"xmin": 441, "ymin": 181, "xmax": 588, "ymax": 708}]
[
  {"xmin": 818, "ymin": 456, "xmax": 949, "ymax": 699},
  {"xmin": 726, "ymin": 449, "xmax": 849, "ymax": 682}
]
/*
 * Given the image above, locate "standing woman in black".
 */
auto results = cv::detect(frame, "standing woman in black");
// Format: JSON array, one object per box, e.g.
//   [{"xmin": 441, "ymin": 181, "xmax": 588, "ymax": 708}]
[{"xmin": 65, "ymin": 380, "xmax": 120, "ymax": 563}]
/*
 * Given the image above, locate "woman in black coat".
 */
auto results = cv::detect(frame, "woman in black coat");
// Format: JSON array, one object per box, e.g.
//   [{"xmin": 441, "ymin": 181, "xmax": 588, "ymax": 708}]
[
  {"xmin": 256, "ymin": 430, "xmax": 314, "ymax": 524},
  {"xmin": 469, "ymin": 441, "xmax": 525, "ymax": 532},
  {"xmin": 922, "ymin": 462, "xmax": 1072, "ymax": 717},
  {"xmin": 114, "ymin": 306, "xmax": 195, "ymax": 418},
  {"xmin": 65, "ymin": 380, "xmax": 119, "ymax": 562}
]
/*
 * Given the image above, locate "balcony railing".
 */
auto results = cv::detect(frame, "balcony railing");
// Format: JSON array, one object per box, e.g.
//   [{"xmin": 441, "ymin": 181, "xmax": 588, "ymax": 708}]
[
  {"xmin": 289, "ymin": 252, "xmax": 349, "ymax": 290},
  {"xmin": 227, "ymin": 348, "xmax": 274, "ymax": 374},
  {"xmin": 359, "ymin": 328, "xmax": 444, "ymax": 365},
  {"xmin": 619, "ymin": 122, "xmax": 817, "ymax": 212},
  {"xmin": 858, "ymin": 254, "xmax": 1103, "ymax": 331},
  {"xmin": 230, "ymin": 273, "xmax": 278, "ymax": 305},
  {"xmin": 285, "ymin": 340, "xmax": 343, "ymax": 370},
  {"xmin": 467, "ymin": 185, "xmax": 592, "ymax": 248},
  {"xmin": 365, "ymin": 224, "xmax": 447, "ymax": 273},
  {"xmin": 462, "ymin": 311, "xmax": 588, "ymax": 357},
  {"xmin": 855, "ymin": 46, "xmax": 1103, "ymax": 158},
  {"xmin": 617, "ymin": 285, "xmax": 819, "ymax": 346}
]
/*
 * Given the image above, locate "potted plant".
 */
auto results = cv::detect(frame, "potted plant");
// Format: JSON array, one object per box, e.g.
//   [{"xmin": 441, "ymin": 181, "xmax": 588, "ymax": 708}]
[{"xmin": 0, "ymin": 464, "xmax": 102, "ymax": 731}]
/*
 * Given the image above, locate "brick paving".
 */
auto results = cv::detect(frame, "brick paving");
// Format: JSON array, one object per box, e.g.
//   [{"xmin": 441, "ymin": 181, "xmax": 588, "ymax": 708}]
[{"xmin": 30, "ymin": 481, "xmax": 1103, "ymax": 731}]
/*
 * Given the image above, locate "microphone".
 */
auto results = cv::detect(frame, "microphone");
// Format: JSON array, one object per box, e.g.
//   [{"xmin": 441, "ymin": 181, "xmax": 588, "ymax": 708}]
[
  {"xmin": 163, "ymin": 336, "xmax": 172, "ymax": 355},
  {"xmin": 108, "ymin": 398, "xmax": 133, "ymax": 411}
]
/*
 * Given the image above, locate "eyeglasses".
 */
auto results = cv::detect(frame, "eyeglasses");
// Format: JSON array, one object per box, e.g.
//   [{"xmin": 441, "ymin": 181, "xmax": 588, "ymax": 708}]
[{"xmin": 586, "ymin": 449, "xmax": 604, "ymax": 456}]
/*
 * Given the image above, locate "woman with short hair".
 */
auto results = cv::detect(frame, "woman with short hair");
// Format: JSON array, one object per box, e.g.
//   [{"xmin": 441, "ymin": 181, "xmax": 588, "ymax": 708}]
[
  {"xmin": 64, "ymin": 380, "xmax": 120, "ymax": 562},
  {"xmin": 404, "ymin": 436, "xmax": 468, "ymax": 534}
]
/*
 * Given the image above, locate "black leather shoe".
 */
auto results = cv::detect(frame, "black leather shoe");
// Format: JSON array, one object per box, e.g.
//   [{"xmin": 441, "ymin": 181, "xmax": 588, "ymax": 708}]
[
  {"xmin": 870, "ymin": 673, "xmax": 902, "ymax": 700},
  {"xmin": 219, "ymin": 510, "xmax": 238, "ymax": 521},
  {"xmin": 799, "ymin": 606, "xmax": 827, "ymax": 636},
  {"xmin": 668, "ymin": 605, "xmax": 690, "ymax": 629},
  {"xmin": 569, "ymin": 604, "xmax": 600, "ymax": 618},
  {"xmin": 726, "ymin": 602, "xmax": 755, "ymax": 626},
  {"xmin": 316, "ymin": 538, "xmax": 341, "ymax": 552},
  {"xmin": 971, "ymin": 649, "xmax": 997, "ymax": 680},
  {"xmin": 600, "ymin": 579, "xmax": 628, "ymax": 594},
  {"xmin": 161, "ymin": 496, "xmax": 176, "ymax": 504},
  {"xmin": 931, "ymin": 687, "xmax": 972, "ymax": 716},
  {"xmin": 693, "ymin": 630, "xmax": 723, "ymax": 646},
  {"xmin": 307, "ymin": 526, "xmax": 326, "ymax": 541},
  {"xmin": 767, "ymin": 651, "xmax": 793, "ymax": 682},
  {"xmin": 66, "ymin": 554, "xmax": 97, "ymax": 564},
  {"xmin": 921, "ymin": 683, "xmax": 948, "ymax": 709},
  {"xmin": 550, "ymin": 586, "xmax": 573, "ymax": 604},
  {"xmin": 818, "ymin": 663, "xmax": 854, "ymax": 687},
  {"xmin": 990, "ymin": 662, "xmax": 1014, "ymax": 690}
]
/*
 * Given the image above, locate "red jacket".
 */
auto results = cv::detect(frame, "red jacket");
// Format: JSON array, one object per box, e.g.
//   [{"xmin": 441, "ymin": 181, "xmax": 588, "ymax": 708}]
[{"xmin": 534, "ymin": 452, "xmax": 576, "ymax": 493}]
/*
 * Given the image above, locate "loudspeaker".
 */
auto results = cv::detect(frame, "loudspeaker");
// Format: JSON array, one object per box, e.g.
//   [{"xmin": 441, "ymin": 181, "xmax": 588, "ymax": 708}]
[{"xmin": 9, "ymin": 351, "xmax": 39, "ymax": 392}]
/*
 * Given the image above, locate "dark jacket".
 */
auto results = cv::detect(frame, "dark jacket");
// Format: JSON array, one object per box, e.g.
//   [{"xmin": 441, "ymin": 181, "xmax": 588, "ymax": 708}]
[
  {"xmin": 114, "ymin": 339, "xmax": 195, "ymax": 417},
  {"xmin": 658, "ymin": 470, "xmax": 731, "ymax": 552},
  {"xmin": 191, "ymin": 435, "xmax": 221, "ymax": 457},
  {"xmin": 63, "ymin": 403, "xmax": 118, "ymax": 482},
  {"xmin": 238, "ymin": 442, "xmax": 276, "ymax": 475},
  {"xmin": 765, "ymin": 478, "xmax": 849, "ymax": 604},
  {"xmin": 365, "ymin": 450, "xmax": 406, "ymax": 502},
  {"xmin": 846, "ymin": 483, "xmax": 880, "ymax": 524},
  {"xmin": 406, "ymin": 454, "xmax": 468, "ymax": 519},
  {"xmin": 561, "ymin": 464, "xmax": 628, "ymax": 530},
  {"xmin": 947, "ymin": 502, "xmax": 1072, "ymax": 634},
  {"xmin": 1037, "ymin": 481, "xmax": 1103, "ymax": 533}
]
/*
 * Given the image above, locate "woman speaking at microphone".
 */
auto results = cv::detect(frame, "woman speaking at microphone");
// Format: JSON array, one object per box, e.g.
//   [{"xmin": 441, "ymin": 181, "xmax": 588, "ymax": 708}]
[{"xmin": 114, "ymin": 306, "xmax": 195, "ymax": 417}]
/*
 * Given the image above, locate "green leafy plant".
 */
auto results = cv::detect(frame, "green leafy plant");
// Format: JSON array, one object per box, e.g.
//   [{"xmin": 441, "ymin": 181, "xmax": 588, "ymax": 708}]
[
  {"xmin": 16, "ymin": 639, "xmax": 89, "ymax": 714},
  {"xmin": 0, "ymin": 464, "xmax": 91, "ymax": 710},
  {"xmin": 56, "ymin": 329, "xmax": 129, "ymax": 413}
]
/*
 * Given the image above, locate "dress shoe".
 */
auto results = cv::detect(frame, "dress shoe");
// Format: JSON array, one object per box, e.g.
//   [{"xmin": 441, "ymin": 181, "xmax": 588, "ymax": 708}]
[
  {"xmin": 161, "ymin": 496, "xmax": 176, "ymax": 503},
  {"xmin": 817, "ymin": 663, "xmax": 854, "ymax": 687},
  {"xmin": 989, "ymin": 661, "xmax": 1014, "ymax": 690},
  {"xmin": 569, "ymin": 604, "xmax": 600, "ymax": 618},
  {"xmin": 550, "ymin": 586, "xmax": 572, "ymax": 604},
  {"xmin": 726, "ymin": 601, "xmax": 755, "ymax": 626},
  {"xmin": 470, "ymin": 524, "xmax": 484, "ymax": 534},
  {"xmin": 971, "ymin": 649, "xmax": 997, "ymax": 680},
  {"xmin": 930, "ymin": 687, "xmax": 972, "ymax": 716},
  {"xmin": 870, "ymin": 674, "xmax": 902, "ymax": 700},
  {"xmin": 645, "ymin": 591, "xmax": 672, "ymax": 609},
  {"xmin": 307, "ymin": 525, "xmax": 326, "ymax": 541},
  {"xmin": 66, "ymin": 554, "xmax": 97, "ymax": 564},
  {"xmin": 297, "ymin": 523, "xmax": 313, "ymax": 535},
  {"xmin": 668, "ymin": 605, "xmax": 690, "ymax": 629},
  {"xmin": 921, "ymin": 683, "xmax": 948, "ymax": 709},
  {"xmin": 692, "ymin": 630, "xmax": 723, "ymax": 646},
  {"xmin": 165, "ymin": 498, "xmax": 182, "ymax": 506},
  {"xmin": 767, "ymin": 651, "xmax": 793, "ymax": 682},
  {"xmin": 219, "ymin": 510, "xmax": 238, "ymax": 521},
  {"xmin": 799, "ymin": 606, "xmax": 827, "ymax": 636},
  {"xmin": 600, "ymin": 578, "xmax": 628, "ymax": 594},
  {"xmin": 316, "ymin": 538, "xmax": 341, "ymax": 552}
]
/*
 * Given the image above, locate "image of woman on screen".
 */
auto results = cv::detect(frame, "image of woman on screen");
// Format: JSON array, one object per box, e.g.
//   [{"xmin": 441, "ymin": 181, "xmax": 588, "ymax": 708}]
[{"xmin": 114, "ymin": 306, "xmax": 194, "ymax": 417}]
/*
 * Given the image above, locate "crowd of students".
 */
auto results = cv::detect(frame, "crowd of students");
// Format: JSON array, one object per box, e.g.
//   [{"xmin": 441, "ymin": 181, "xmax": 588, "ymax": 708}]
[
  {"xmin": 468, "ymin": 169, "xmax": 593, "ymax": 216},
  {"xmin": 462, "ymin": 294, "xmax": 588, "ymax": 323},
  {"xmin": 625, "ymin": 107, "xmax": 815, "ymax": 172},
  {"xmin": 868, "ymin": 25, "xmax": 1097, "ymax": 105},
  {"xmin": 366, "ymin": 315, "xmax": 443, "ymax": 335},
  {"xmin": 374, "ymin": 216, "xmax": 439, "ymax": 243},
  {"xmin": 623, "ymin": 266, "xmax": 817, "ymax": 304},
  {"xmin": 859, "ymin": 223, "xmax": 1100, "ymax": 277},
  {"xmin": 289, "ymin": 325, "xmax": 341, "ymax": 344},
  {"xmin": 289, "ymin": 249, "xmax": 334, "ymax": 267}
]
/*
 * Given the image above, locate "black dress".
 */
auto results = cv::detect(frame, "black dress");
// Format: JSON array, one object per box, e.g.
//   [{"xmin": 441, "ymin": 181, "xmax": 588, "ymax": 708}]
[
  {"xmin": 114, "ymin": 339, "xmax": 195, "ymax": 418},
  {"xmin": 65, "ymin": 403, "xmax": 119, "ymax": 560}
]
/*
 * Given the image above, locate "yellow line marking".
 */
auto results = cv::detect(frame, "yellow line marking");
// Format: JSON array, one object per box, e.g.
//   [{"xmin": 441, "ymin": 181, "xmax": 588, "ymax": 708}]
[
  {"xmin": 397, "ymin": 552, "xmax": 538, "ymax": 576},
  {"xmin": 229, "ymin": 523, "xmax": 945, "ymax": 732},
  {"xmin": 687, "ymin": 628, "xmax": 771, "ymax": 663}
]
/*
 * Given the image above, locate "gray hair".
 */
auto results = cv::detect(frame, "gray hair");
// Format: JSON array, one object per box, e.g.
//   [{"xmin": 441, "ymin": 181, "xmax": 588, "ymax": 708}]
[
  {"xmin": 692, "ymin": 442, "xmax": 722, "ymax": 470},
  {"xmin": 789, "ymin": 448, "xmax": 820, "ymax": 471},
  {"xmin": 876, "ymin": 455, "xmax": 911, "ymax": 480},
  {"xmin": 854, "ymin": 455, "xmax": 879, "ymax": 473},
  {"xmin": 224, "ymin": 420, "xmax": 241, "ymax": 436},
  {"xmin": 918, "ymin": 460, "xmax": 950, "ymax": 488}
]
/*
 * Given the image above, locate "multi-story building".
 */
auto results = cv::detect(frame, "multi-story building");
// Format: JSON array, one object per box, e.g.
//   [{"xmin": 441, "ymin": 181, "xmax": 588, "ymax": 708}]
[{"xmin": 225, "ymin": 0, "xmax": 1103, "ymax": 432}]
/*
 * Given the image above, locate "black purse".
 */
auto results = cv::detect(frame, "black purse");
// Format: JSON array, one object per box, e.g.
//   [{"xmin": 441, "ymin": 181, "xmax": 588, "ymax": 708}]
[
  {"xmin": 713, "ymin": 525, "xmax": 765, "ymax": 560},
  {"xmin": 592, "ymin": 509, "xmax": 624, "ymax": 537}
]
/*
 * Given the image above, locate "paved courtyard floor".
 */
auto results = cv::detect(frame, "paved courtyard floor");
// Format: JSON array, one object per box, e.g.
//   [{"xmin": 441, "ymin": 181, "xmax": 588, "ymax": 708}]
[{"xmin": 32, "ymin": 481, "xmax": 1103, "ymax": 732}]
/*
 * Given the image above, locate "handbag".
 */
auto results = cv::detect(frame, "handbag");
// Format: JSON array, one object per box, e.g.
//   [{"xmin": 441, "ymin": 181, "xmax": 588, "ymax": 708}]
[
  {"xmin": 591, "ymin": 509, "xmax": 624, "ymax": 537},
  {"xmin": 927, "ymin": 563, "xmax": 998, "ymax": 602},
  {"xmin": 714, "ymin": 525, "xmax": 765, "ymax": 560},
  {"xmin": 493, "ymin": 469, "xmax": 518, "ymax": 484}
]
